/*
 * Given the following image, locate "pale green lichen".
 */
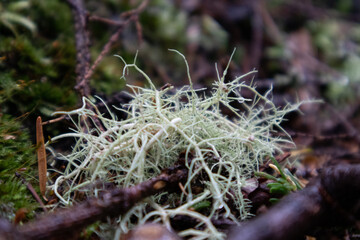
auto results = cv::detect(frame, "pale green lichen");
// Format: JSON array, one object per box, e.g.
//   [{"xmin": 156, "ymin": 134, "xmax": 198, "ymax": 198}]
[{"xmin": 46, "ymin": 50, "xmax": 301, "ymax": 239}]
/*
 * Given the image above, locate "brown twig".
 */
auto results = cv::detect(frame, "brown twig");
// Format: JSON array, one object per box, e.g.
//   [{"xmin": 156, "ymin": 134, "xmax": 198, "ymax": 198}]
[
  {"xmin": 88, "ymin": 14, "xmax": 124, "ymax": 26},
  {"xmin": 83, "ymin": 25, "xmax": 126, "ymax": 82},
  {"xmin": 135, "ymin": 16, "xmax": 143, "ymax": 45},
  {"xmin": 15, "ymin": 172, "xmax": 47, "ymax": 212},
  {"xmin": 274, "ymin": 131, "xmax": 352, "ymax": 141},
  {"xmin": 41, "ymin": 115, "xmax": 66, "ymax": 126},
  {"xmin": 66, "ymin": 0, "xmax": 91, "ymax": 97},
  {"xmin": 120, "ymin": 0, "xmax": 149, "ymax": 18},
  {"xmin": 84, "ymin": 0, "xmax": 148, "ymax": 82},
  {"xmin": 16, "ymin": 164, "xmax": 188, "ymax": 240},
  {"xmin": 65, "ymin": 0, "xmax": 148, "ymax": 135},
  {"xmin": 258, "ymin": 0, "xmax": 283, "ymax": 44},
  {"xmin": 66, "ymin": 0, "xmax": 149, "ymax": 98}
]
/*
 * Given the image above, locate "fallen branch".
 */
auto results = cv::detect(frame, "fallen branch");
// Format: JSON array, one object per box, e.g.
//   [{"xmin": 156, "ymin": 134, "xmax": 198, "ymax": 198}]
[
  {"xmin": 15, "ymin": 164, "xmax": 187, "ymax": 240},
  {"xmin": 228, "ymin": 163, "xmax": 360, "ymax": 240},
  {"xmin": 15, "ymin": 172, "xmax": 47, "ymax": 213}
]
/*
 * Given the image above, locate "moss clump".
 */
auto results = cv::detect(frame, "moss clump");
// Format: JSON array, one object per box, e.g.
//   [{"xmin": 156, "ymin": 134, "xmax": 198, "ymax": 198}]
[
  {"xmin": 48, "ymin": 51, "xmax": 301, "ymax": 239},
  {"xmin": 0, "ymin": 114, "xmax": 38, "ymax": 221}
]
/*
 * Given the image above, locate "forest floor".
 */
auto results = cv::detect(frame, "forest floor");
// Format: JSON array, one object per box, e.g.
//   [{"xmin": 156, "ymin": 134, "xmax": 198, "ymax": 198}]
[{"xmin": 1, "ymin": 0, "xmax": 360, "ymax": 239}]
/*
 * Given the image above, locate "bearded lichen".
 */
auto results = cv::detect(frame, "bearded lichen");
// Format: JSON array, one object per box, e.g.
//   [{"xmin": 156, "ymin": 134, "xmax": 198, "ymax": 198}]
[{"xmin": 46, "ymin": 50, "xmax": 302, "ymax": 239}]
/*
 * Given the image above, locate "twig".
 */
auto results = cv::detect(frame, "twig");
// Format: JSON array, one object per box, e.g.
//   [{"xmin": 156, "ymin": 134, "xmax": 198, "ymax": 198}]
[
  {"xmin": 135, "ymin": 16, "xmax": 143, "ymax": 45},
  {"xmin": 65, "ymin": 0, "xmax": 148, "ymax": 134},
  {"xmin": 17, "ymin": 164, "xmax": 188, "ymax": 240},
  {"xmin": 274, "ymin": 131, "xmax": 352, "ymax": 141},
  {"xmin": 15, "ymin": 173, "xmax": 47, "ymax": 212},
  {"xmin": 120, "ymin": 0, "xmax": 149, "ymax": 18},
  {"xmin": 83, "ymin": 0, "xmax": 149, "ymax": 82},
  {"xmin": 88, "ymin": 14, "xmax": 124, "ymax": 26},
  {"xmin": 66, "ymin": 0, "xmax": 91, "ymax": 97},
  {"xmin": 83, "ymin": 25, "xmax": 126, "ymax": 82},
  {"xmin": 258, "ymin": 0, "xmax": 283, "ymax": 44},
  {"xmin": 66, "ymin": 0, "xmax": 149, "ymax": 98},
  {"xmin": 41, "ymin": 115, "xmax": 66, "ymax": 126}
]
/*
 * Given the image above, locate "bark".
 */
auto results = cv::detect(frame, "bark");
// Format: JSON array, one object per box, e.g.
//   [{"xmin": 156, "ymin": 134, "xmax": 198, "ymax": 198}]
[
  {"xmin": 66, "ymin": 0, "xmax": 91, "ymax": 97},
  {"xmin": 228, "ymin": 164, "xmax": 360, "ymax": 240},
  {"xmin": 16, "ymin": 165, "xmax": 188, "ymax": 240}
]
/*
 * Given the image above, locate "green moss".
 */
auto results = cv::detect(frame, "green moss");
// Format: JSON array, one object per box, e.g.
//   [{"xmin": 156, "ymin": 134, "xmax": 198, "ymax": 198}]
[
  {"xmin": 0, "ymin": 36, "xmax": 57, "ymax": 78},
  {"xmin": 0, "ymin": 114, "xmax": 38, "ymax": 221},
  {"xmin": 0, "ymin": 0, "xmax": 77, "ymax": 123}
]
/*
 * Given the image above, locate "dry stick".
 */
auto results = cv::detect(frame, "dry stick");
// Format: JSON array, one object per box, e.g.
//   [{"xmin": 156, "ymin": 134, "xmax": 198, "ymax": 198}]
[
  {"xmin": 41, "ymin": 115, "xmax": 66, "ymax": 125},
  {"xmin": 120, "ymin": 0, "xmax": 149, "ymax": 18},
  {"xmin": 67, "ymin": 0, "xmax": 149, "ymax": 97},
  {"xmin": 15, "ymin": 173, "xmax": 47, "ymax": 212},
  {"xmin": 83, "ymin": 26, "xmax": 126, "ymax": 82},
  {"xmin": 135, "ymin": 16, "xmax": 143, "ymax": 45},
  {"xmin": 83, "ymin": 0, "xmax": 149, "ymax": 82},
  {"xmin": 80, "ymin": 24, "xmax": 129, "ymax": 135},
  {"xmin": 66, "ymin": 0, "xmax": 91, "ymax": 97},
  {"xmin": 66, "ymin": 0, "xmax": 148, "ymax": 134},
  {"xmin": 258, "ymin": 0, "xmax": 283, "ymax": 44},
  {"xmin": 228, "ymin": 164, "xmax": 360, "ymax": 240},
  {"xmin": 18, "ymin": 166, "xmax": 188, "ymax": 240},
  {"xmin": 88, "ymin": 14, "xmax": 124, "ymax": 26}
]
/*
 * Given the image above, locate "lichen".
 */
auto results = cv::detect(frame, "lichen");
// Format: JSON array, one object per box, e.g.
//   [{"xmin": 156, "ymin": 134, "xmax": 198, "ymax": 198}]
[{"xmin": 47, "ymin": 50, "xmax": 301, "ymax": 239}]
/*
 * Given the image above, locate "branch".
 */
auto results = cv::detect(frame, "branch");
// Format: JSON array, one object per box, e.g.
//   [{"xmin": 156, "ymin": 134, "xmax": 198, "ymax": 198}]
[
  {"xmin": 66, "ymin": 0, "xmax": 149, "ymax": 98},
  {"xmin": 16, "ymin": 164, "xmax": 188, "ymax": 240},
  {"xmin": 84, "ymin": 0, "xmax": 149, "ymax": 83},
  {"xmin": 66, "ymin": 0, "xmax": 91, "ymax": 97},
  {"xmin": 228, "ymin": 163, "xmax": 360, "ymax": 240}
]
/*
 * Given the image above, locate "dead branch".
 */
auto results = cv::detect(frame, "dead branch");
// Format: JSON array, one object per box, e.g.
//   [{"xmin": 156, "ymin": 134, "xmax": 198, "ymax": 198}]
[
  {"xmin": 88, "ymin": 14, "xmax": 124, "ymax": 26},
  {"xmin": 66, "ymin": 0, "xmax": 91, "ymax": 97},
  {"xmin": 228, "ymin": 163, "xmax": 360, "ymax": 240},
  {"xmin": 0, "ymin": 219, "xmax": 23, "ymax": 240},
  {"xmin": 65, "ymin": 0, "xmax": 148, "ymax": 98},
  {"xmin": 15, "ymin": 164, "xmax": 188, "ymax": 240},
  {"xmin": 63, "ymin": 0, "xmax": 148, "ymax": 136},
  {"xmin": 15, "ymin": 173, "xmax": 47, "ymax": 212}
]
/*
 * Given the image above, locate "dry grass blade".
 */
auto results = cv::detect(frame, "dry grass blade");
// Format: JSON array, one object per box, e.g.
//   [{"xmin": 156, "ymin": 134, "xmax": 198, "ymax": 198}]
[{"xmin": 36, "ymin": 116, "xmax": 47, "ymax": 197}]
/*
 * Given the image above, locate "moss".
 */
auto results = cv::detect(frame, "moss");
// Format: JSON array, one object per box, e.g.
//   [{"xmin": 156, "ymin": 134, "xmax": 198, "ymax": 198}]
[
  {"xmin": 0, "ymin": 114, "xmax": 38, "ymax": 221},
  {"xmin": 0, "ymin": 36, "xmax": 57, "ymax": 79},
  {"xmin": 0, "ymin": 0, "xmax": 77, "ymax": 123}
]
